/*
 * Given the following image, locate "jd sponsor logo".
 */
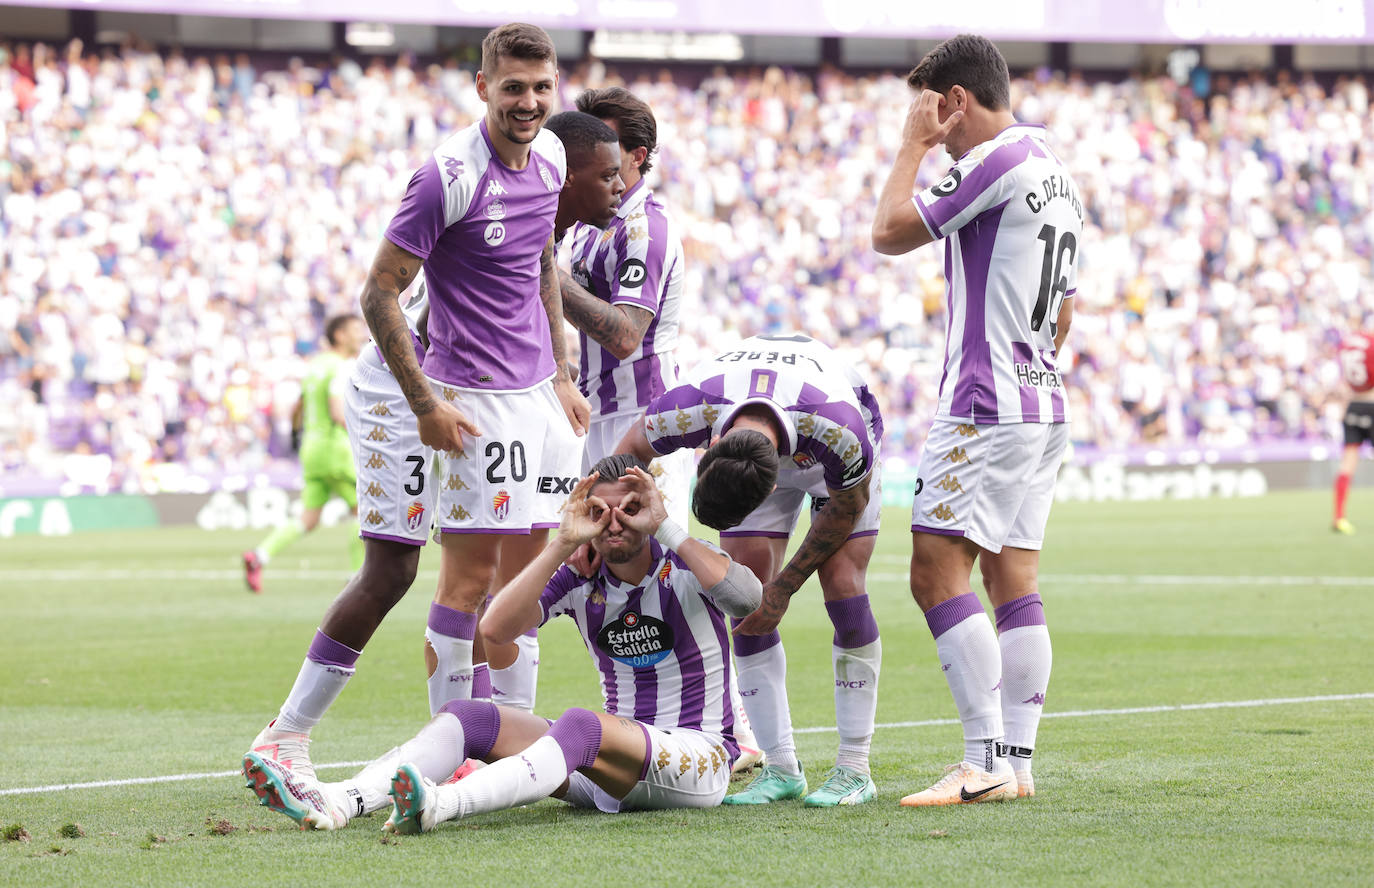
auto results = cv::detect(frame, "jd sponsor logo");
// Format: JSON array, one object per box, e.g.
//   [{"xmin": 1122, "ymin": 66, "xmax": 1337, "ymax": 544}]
[
  {"xmin": 596, "ymin": 611, "xmax": 673, "ymax": 668},
  {"xmin": 484, "ymin": 221, "xmax": 506, "ymax": 247},
  {"xmin": 617, "ymin": 259, "xmax": 647, "ymax": 287}
]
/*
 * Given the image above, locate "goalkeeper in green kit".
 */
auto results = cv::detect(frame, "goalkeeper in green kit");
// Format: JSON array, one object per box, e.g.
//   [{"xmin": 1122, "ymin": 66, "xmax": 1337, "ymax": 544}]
[{"xmin": 243, "ymin": 315, "xmax": 368, "ymax": 593}]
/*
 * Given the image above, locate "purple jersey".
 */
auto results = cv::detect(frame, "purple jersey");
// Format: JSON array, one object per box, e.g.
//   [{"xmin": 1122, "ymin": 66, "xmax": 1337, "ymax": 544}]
[
  {"xmin": 385, "ymin": 119, "xmax": 565, "ymax": 391},
  {"xmin": 566, "ymin": 179, "xmax": 684, "ymax": 417},
  {"xmin": 642, "ymin": 334, "xmax": 881, "ymax": 491},
  {"xmin": 538, "ymin": 539, "xmax": 737, "ymax": 751}
]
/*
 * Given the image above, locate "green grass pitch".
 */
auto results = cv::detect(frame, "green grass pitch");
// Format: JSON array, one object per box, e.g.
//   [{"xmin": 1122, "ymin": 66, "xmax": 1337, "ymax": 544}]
[{"xmin": 3, "ymin": 489, "xmax": 1372, "ymax": 886}]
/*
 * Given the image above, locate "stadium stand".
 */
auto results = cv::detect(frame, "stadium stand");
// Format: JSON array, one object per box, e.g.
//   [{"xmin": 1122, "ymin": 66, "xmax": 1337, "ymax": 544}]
[{"xmin": 1, "ymin": 40, "xmax": 1371, "ymax": 491}]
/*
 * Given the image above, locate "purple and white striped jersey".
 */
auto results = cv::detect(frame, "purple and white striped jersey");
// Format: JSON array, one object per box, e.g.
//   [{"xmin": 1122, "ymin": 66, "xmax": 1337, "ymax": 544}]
[
  {"xmin": 566, "ymin": 179, "xmax": 684, "ymax": 417},
  {"xmin": 913, "ymin": 123, "xmax": 1082, "ymax": 424},
  {"xmin": 385, "ymin": 119, "xmax": 565, "ymax": 392},
  {"xmin": 538, "ymin": 538, "xmax": 737, "ymax": 752},
  {"xmin": 641, "ymin": 334, "xmax": 882, "ymax": 491}
]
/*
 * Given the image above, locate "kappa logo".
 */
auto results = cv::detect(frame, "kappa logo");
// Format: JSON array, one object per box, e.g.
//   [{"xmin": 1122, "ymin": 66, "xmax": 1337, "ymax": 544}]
[
  {"xmin": 675, "ymin": 409, "xmax": 692, "ymax": 433},
  {"xmin": 366, "ymin": 426, "xmax": 390, "ymax": 442},
  {"xmin": 444, "ymin": 156, "xmax": 464, "ymax": 186},
  {"xmin": 492, "ymin": 489, "xmax": 511, "ymax": 521},
  {"xmin": 656, "ymin": 748, "xmax": 671, "ymax": 771},
  {"xmin": 366, "ymin": 453, "xmax": 388, "ymax": 469},
  {"xmin": 955, "ymin": 424, "xmax": 979, "ymax": 437},
  {"xmin": 702, "ymin": 404, "xmax": 719, "ymax": 424},
  {"xmin": 1023, "ymin": 692, "xmax": 1046, "ymax": 705},
  {"xmin": 485, "ymin": 180, "xmax": 507, "ymax": 197},
  {"xmin": 368, "ymin": 403, "xmax": 392, "ymax": 416},
  {"xmin": 617, "ymin": 259, "xmax": 647, "ymax": 287},
  {"xmin": 448, "ymin": 504, "xmax": 472, "ymax": 521},
  {"xmin": 364, "ymin": 510, "xmax": 385, "ymax": 526},
  {"xmin": 927, "ymin": 503, "xmax": 956, "ymax": 521},
  {"xmin": 485, "ymin": 199, "xmax": 506, "ymax": 220},
  {"xmin": 406, "ymin": 502, "xmax": 425, "ymax": 532},
  {"xmin": 931, "ymin": 168, "xmax": 963, "ymax": 197},
  {"xmin": 942, "ymin": 446, "xmax": 970, "ymax": 464},
  {"xmin": 678, "ymin": 752, "xmax": 692, "ymax": 777},
  {"xmin": 588, "ymin": 590, "xmax": 606, "ymax": 606},
  {"xmin": 442, "ymin": 388, "xmax": 459, "ymax": 402},
  {"xmin": 445, "ymin": 475, "xmax": 470, "ymax": 491},
  {"xmin": 365, "ymin": 482, "xmax": 386, "ymax": 497},
  {"xmin": 445, "ymin": 448, "xmax": 468, "ymax": 460},
  {"xmin": 697, "ymin": 754, "xmax": 708, "ymax": 778},
  {"xmin": 484, "ymin": 221, "xmax": 506, "ymax": 247},
  {"xmin": 935, "ymin": 473, "xmax": 964, "ymax": 493}
]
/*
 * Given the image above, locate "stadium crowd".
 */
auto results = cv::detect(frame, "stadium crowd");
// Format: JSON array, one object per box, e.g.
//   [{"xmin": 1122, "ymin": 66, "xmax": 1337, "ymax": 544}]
[{"xmin": 1, "ymin": 40, "xmax": 1371, "ymax": 491}]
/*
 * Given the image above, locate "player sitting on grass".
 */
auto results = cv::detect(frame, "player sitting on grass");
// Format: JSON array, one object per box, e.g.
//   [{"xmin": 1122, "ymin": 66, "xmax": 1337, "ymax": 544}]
[{"xmin": 242, "ymin": 454, "xmax": 762, "ymax": 829}]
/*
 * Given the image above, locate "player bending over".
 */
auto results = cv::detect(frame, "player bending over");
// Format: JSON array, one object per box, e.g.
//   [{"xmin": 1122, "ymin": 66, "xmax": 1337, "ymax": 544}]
[{"xmin": 242, "ymin": 454, "xmax": 761, "ymax": 829}]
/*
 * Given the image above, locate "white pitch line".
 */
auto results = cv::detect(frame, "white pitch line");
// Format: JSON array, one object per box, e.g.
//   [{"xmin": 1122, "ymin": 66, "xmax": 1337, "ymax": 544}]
[
  {"xmin": 3, "ymin": 692, "xmax": 1370, "ymax": 796},
  {"xmin": 6, "ymin": 568, "xmax": 1372, "ymax": 587}
]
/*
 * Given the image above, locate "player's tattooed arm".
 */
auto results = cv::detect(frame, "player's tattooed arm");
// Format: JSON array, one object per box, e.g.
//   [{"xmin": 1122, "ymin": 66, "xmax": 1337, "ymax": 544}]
[
  {"xmin": 542, "ymin": 237, "xmax": 592, "ymax": 435},
  {"xmin": 360, "ymin": 238, "xmax": 432, "ymax": 413},
  {"xmin": 539, "ymin": 238, "xmax": 570, "ymax": 377},
  {"xmin": 361, "ymin": 238, "xmax": 479, "ymax": 452},
  {"xmin": 559, "ymin": 268, "xmax": 653, "ymax": 360},
  {"xmin": 771, "ymin": 474, "xmax": 870, "ymax": 598}
]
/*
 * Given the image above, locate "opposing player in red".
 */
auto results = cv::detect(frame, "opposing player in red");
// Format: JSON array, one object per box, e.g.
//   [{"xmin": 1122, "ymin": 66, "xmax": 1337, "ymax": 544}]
[{"xmin": 1333, "ymin": 330, "xmax": 1374, "ymax": 534}]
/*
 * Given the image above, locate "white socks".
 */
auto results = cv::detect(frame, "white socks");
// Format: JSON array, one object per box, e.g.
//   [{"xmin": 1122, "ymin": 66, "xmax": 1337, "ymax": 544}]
[
  {"xmin": 275, "ymin": 659, "xmax": 355, "ymax": 734},
  {"xmin": 832, "ymin": 639, "xmax": 881, "ymax": 774},
  {"xmin": 491, "ymin": 633, "xmax": 540, "ymax": 711},
  {"xmin": 998, "ymin": 624, "xmax": 1052, "ymax": 772},
  {"xmin": 435, "ymin": 735, "xmax": 569, "ymax": 822},
  {"xmin": 934, "ymin": 612, "xmax": 1008, "ymax": 773},
  {"xmin": 734, "ymin": 641, "xmax": 799, "ymax": 774}
]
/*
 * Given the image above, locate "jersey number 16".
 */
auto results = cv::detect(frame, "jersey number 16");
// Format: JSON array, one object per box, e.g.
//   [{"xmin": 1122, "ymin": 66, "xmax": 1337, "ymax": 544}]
[{"xmin": 1033, "ymin": 224, "xmax": 1077, "ymax": 339}]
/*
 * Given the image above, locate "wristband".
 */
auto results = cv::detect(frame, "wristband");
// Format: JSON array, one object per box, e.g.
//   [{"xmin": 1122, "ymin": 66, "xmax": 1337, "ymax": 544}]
[{"xmin": 653, "ymin": 518, "xmax": 689, "ymax": 551}]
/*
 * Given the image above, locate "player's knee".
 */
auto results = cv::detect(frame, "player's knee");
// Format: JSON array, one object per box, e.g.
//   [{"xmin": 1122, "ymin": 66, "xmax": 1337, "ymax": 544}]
[{"xmin": 548, "ymin": 708, "xmax": 604, "ymax": 770}]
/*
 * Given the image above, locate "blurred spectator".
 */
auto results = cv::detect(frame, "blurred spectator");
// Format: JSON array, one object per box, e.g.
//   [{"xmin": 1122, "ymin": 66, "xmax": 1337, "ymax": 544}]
[{"xmin": 1, "ymin": 42, "xmax": 1370, "ymax": 491}]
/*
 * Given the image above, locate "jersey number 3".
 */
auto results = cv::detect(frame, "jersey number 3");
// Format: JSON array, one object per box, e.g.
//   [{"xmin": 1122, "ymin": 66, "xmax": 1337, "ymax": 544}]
[{"xmin": 1033, "ymin": 224, "xmax": 1077, "ymax": 338}]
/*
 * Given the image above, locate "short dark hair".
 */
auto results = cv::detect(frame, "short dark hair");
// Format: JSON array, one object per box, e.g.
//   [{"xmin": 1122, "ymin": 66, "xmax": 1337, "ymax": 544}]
[
  {"xmin": 906, "ymin": 34, "xmax": 1010, "ymax": 112},
  {"xmin": 481, "ymin": 22, "xmax": 556, "ymax": 76},
  {"xmin": 324, "ymin": 314, "xmax": 358, "ymax": 346},
  {"xmin": 591, "ymin": 453, "xmax": 650, "ymax": 485},
  {"xmin": 575, "ymin": 87, "xmax": 657, "ymax": 176},
  {"xmin": 691, "ymin": 430, "xmax": 778, "ymax": 531},
  {"xmin": 544, "ymin": 111, "xmax": 619, "ymax": 168}
]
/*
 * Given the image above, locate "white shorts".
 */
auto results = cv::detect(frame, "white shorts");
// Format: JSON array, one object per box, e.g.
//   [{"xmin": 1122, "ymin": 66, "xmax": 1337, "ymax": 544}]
[
  {"xmin": 431, "ymin": 377, "xmax": 584, "ymax": 534},
  {"xmin": 910, "ymin": 420, "xmax": 1068, "ymax": 553},
  {"xmin": 584, "ymin": 412, "xmax": 693, "ymax": 529},
  {"xmin": 562, "ymin": 724, "xmax": 732, "ymax": 813},
  {"xmin": 347, "ymin": 349, "xmax": 436, "ymax": 546},
  {"xmin": 721, "ymin": 461, "xmax": 883, "ymax": 541}
]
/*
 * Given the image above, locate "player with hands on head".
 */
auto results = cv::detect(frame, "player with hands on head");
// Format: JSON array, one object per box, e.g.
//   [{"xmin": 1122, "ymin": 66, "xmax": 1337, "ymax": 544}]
[
  {"xmin": 872, "ymin": 34, "xmax": 1081, "ymax": 806},
  {"xmin": 241, "ymin": 455, "xmax": 762, "ymax": 831}
]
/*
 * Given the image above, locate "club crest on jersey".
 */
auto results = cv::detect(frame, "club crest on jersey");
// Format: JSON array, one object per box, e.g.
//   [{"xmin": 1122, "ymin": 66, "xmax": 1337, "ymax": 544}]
[
  {"xmin": 793, "ymin": 452, "xmax": 817, "ymax": 469},
  {"xmin": 485, "ymin": 199, "xmax": 506, "ymax": 220},
  {"xmin": 538, "ymin": 163, "xmax": 557, "ymax": 192},
  {"xmin": 406, "ymin": 502, "xmax": 425, "ymax": 532},
  {"xmin": 658, "ymin": 561, "xmax": 672, "ymax": 584},
  {"xmin": 492, "ymin": 489, "xmax": 511, "ymax": 521},
  {"xmin": 596, "ymin": 610, "xmax": 673, "ymax": 668}
]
